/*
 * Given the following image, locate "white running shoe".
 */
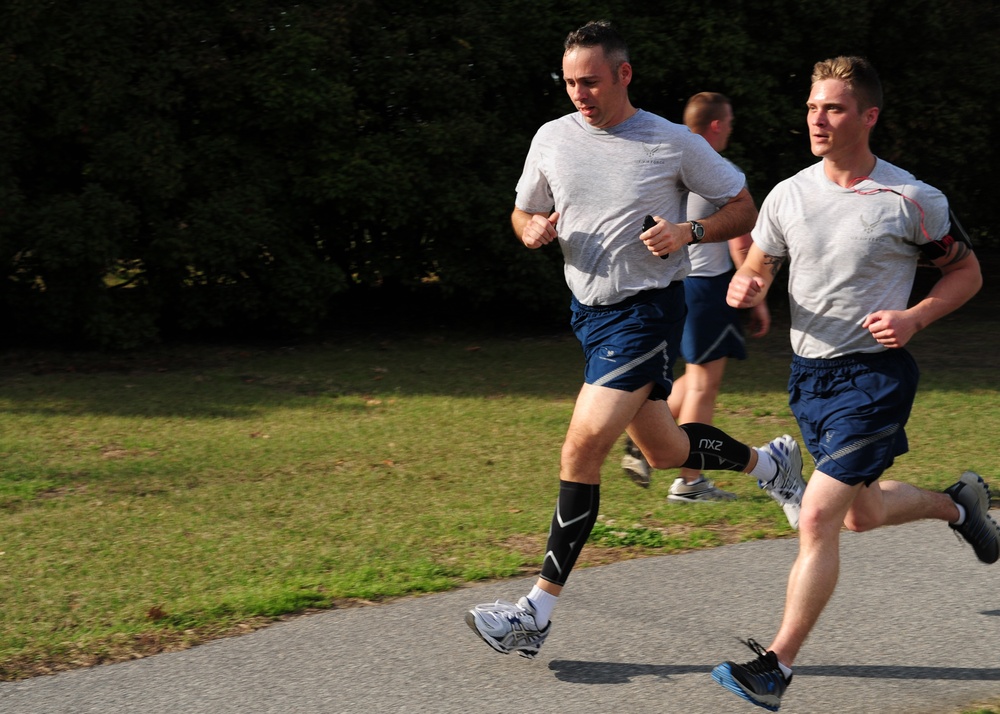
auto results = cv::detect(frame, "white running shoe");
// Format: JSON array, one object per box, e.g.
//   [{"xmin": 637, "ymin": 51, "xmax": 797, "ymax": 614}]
[
  {"xmin": 758, "ymin": 434, "xmax": 806, "ymax": 529},
  {"xmin": 465, "ymin": 596, "xmax": 551, "ymax": 659},
  {"xmin": 621, "ymin": 437, "xmax": 652, "ymax": 487},
  {"xmin": 668, "ymin": 476, "xmax": 737, "ymax": 502}
]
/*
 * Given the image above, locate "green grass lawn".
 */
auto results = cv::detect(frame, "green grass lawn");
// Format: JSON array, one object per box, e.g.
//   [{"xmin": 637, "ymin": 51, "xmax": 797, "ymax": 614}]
[{"xmin": 1, "ymin": 293, "xmax": 998, "ymax": 690}]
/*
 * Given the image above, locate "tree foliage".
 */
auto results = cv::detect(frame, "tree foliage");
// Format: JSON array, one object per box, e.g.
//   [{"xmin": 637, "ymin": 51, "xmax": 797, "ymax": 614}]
[{"xmin": 0, "ymin": 1, "xmax": 997, "ymax": 347}]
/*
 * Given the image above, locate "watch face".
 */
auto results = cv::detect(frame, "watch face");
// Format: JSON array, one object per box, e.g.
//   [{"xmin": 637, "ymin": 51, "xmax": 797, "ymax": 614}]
[{"xmin": 691, "ymin": 221, "xmax": 704, "ymax": 241}]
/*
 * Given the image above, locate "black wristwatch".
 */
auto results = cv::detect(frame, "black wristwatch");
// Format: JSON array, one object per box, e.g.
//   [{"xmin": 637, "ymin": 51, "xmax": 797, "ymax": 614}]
[{"xmin": 689, "ymin": 220, "xmax": 705, "ymax": 244}]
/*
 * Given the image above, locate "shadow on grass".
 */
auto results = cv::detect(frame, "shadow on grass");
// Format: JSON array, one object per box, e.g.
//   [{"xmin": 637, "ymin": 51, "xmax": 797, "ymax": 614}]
[{"xmin": 0, "ymin": 254, "xmax": 997, "ymax": 418}]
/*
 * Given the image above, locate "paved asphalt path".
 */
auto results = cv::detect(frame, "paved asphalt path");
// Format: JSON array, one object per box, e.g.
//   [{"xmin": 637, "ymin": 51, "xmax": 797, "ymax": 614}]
[{"xmin": 2, "ymin": 517, "xmax": 998, "ymax": 714}]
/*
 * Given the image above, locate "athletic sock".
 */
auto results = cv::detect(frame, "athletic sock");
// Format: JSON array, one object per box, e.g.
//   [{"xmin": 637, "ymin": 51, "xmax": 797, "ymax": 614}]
[
  {"xmin": 749, "ymin": 447, "xmax": 778, "ymax": 483},
  {"xmin": 952, "ymin": 503, "xmax": 967, "ymax": 526},
  {"xmin": 526, "ymin": 585, "xmax": 558, "ymax": 629},
  {"xmin": 778, "ymin": 661, "xmax": 793, "ymax": 680}
]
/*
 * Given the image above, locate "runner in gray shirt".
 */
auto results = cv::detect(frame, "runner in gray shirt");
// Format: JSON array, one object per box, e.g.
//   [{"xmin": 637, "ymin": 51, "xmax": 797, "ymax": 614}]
[
  {"xmin": 712, "ymin": 55, "xmax": 995, "ymax": 712},
  {"xmin": 465, "ymin": 20, "xmax": 807, "ymax": 662}
]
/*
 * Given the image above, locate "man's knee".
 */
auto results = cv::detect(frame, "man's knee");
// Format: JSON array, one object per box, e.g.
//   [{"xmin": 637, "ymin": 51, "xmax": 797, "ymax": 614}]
[
  {"xmin": 625, "ymin": 432, "xmax": 688, "ymax": 470},
  {"xmin": 842, "ymin": 509, "xmax": 882, "ymax": 533},
  {"xmin": 621, "ymin": 433, "xmax": 682, "ymax": 470},
  {"xmin": 799, "ymin": 500, "xmax": 880, "ymax": 535},
  {"xmin": 798, "ymin": 502, "xmax": 853, "ymax": 537},
  {"xmin": 687, "ymin": 381, "xmax": 721, "ymax": 402},
  {"xmin": 645, "ymin": 448, "xmax": 685, "ymax": 471},
  {"xmin": 844, "ymin": 483, "xmax": 885, "ymax": 532},
  {"xmin": 561, "ymin": 432, "xmax": 616, "ymax": 476}
]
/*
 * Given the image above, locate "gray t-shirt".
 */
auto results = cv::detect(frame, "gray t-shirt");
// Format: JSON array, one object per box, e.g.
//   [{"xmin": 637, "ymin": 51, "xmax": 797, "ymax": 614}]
[
  {"xmin": 515, "ymin": 109, "xmax": 745, "ymax": 306},
  {"xmin": 753, "ymin": 159, "xmax": 949, "ymax": 359},
  {"xmin": 686, "ymin": 158, "xmax": 744, "ymax": 277}
]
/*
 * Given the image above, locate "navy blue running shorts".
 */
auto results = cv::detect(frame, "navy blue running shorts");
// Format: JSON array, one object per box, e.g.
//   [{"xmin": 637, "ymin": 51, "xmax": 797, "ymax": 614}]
[
  {"xmin": 570, "ymin": 283, "xmax": 685, "ymax": 401},
  {"xmin": 789, "ymin": 349, "xmax": 919, "ymax": 486},
  {"xmin": 680, "ymin": 271, "xmax": 747, "ymax": 365}
]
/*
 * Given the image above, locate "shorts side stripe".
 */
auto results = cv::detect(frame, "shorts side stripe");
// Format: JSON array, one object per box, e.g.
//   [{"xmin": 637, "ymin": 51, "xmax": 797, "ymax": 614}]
[
  {"xmin": 692, "ymin": 323, "xmax": 746, "ymax": 365},
  {"xmin": 593, "ymin": 341, "xmax": 668, "ymax": 388},
  {"xmin": 815, "ymin": 424, "xmax": 900, "ymax": 472}
]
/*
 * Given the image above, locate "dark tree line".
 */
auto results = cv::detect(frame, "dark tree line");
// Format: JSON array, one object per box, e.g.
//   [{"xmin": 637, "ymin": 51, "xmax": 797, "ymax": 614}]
[{"xmin": 1, "ymin": 0, "xmax": 997, "ymax": 347}]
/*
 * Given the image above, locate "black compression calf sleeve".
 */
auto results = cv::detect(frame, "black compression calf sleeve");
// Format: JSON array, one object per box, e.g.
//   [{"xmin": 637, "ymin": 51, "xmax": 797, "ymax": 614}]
[
  {"xmin": 539, "ymin": 481, "xmax": 599, "ymax": 587},
  {"xmin": 679, "ymin": 423, "xmax": 753, "ymax": 472}
]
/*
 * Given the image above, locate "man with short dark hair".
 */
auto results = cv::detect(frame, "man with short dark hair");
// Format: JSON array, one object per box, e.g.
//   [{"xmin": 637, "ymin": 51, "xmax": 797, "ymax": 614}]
[{"xmin": 464, "ymin": 20, "xmax": 806, "ymax": 660}]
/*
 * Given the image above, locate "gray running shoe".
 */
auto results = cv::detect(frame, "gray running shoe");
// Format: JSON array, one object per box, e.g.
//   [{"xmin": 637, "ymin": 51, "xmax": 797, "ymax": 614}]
[
  {"xmin": 758, "ymin": 434, "xmax": 805, "ymax": 529},
  {"xmin": 621, "ymin": 437, "xmax": 651, "ymax": 488},
  {"xmin": 668, "ymin": 476, "xmax": 737, "ymax": 502},
  {"xmin": 945, "ymin": 471, "xmax": 999, "ymax": 564},
  {"xmin": 465, "ymin": 596, "xmax": 551, "ymax": 658}
]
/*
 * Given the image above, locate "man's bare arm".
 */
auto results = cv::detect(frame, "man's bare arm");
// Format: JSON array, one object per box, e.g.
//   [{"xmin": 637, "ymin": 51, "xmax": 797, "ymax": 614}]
[
  {"xmin": 727, "ymin": 243, "xmax": 784, "ymax": 309},
  {"xmin": 864, "ymin": 241, "xmax": 982, "ymax": 348},
  {"xmin": 641, "ymin": 188, "xmax": 758, "ymax": 257},
  {"xmin": 727, "ymin": 232, "xmax": 753, "ymax": 268},
  {"xmin": 697, "ymin": 187, "xmax": 757, "ymax": 244}
]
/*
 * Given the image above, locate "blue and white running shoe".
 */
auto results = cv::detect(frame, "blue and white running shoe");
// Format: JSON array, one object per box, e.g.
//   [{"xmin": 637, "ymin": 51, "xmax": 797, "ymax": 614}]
[
  {"xmin": 712, "ymin": 638, "xmax": 791, "ymax": 711},
  {"xmin": 759, "ymin": 434, "xmax": 805, "ymax": 529}
]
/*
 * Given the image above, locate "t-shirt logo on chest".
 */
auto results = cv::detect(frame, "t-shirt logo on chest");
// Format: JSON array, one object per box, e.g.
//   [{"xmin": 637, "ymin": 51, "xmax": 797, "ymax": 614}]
[
  {"xmin": 860, "ymin": 213, "xmax": 885, "ymax": 235},
  {"xmin": 854, "ymin": 213, "xmax": 888, "ymax": 243},
  {"xmin": 640, "ymin": 144, "xmax": 665, "ymax": 166}
]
